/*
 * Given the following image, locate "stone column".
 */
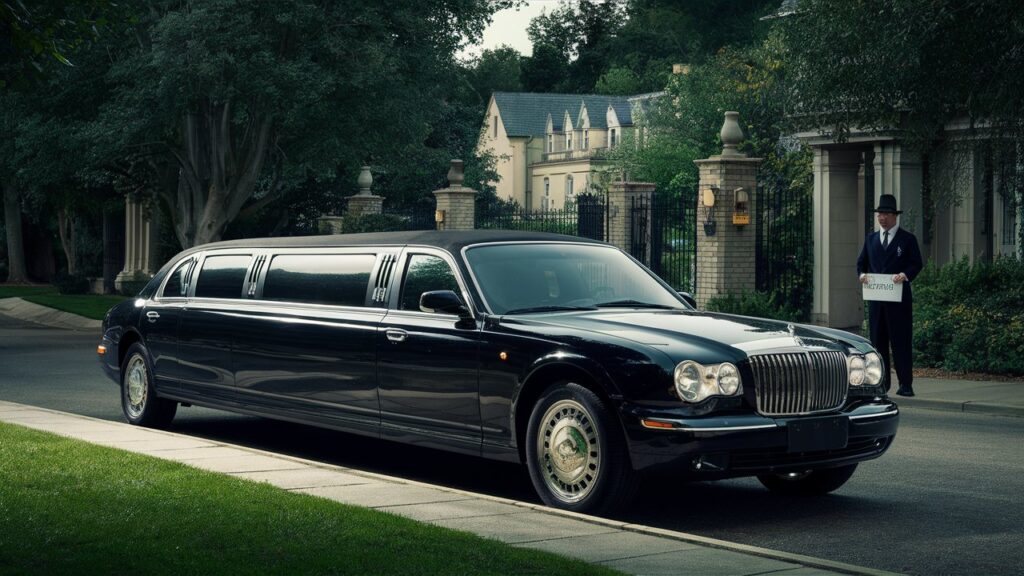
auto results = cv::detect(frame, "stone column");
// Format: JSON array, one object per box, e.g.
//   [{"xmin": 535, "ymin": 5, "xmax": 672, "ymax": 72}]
[
  {"xmin": 605, "ymin": 181, "xmax": 655, "ymax": 256},
  {"xmin": 693, "ymin": 112, "xmax": 761, "ymax": 309},
  {"xmin": 433, "ymin": 160, "xmax": 477, "ymax": 230},
  {"xmin": 115, "ymin": 197, "xmax": 157, "ymax": 291}
]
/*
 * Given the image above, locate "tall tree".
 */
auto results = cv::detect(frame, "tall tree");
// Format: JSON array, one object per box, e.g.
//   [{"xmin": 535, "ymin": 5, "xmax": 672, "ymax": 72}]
[{"xmin": 95, "ymin": 0, "xmax": 505, "ymax": 248}]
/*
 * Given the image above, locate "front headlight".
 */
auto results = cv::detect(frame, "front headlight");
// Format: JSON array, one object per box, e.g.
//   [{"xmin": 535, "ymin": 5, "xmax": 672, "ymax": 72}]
[
  {"xmin": 865, "ymin": 352, "xmax": 883, "ymax": 385},
  {"xmin": 674, "ymin": 361, "xmax": 743, "ymax": 403},
  {"xmin": 849, "ymin": 355, "xmax": 866, "ymax": 386}
]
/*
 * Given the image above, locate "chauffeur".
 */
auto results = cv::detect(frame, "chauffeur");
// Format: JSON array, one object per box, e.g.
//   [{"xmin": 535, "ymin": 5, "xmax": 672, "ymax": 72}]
[{"xmin": 857, "ymin": 194, "xmax": 924, "ymax": 397}]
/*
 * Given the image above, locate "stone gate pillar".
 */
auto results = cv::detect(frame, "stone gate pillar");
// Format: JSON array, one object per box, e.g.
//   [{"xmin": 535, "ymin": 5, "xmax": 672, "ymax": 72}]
[
  {"xmin": 433, "ymin": 160, "xmax": 477, "ymax": 230},
  {"xmin": 115, "ymin": 197, "xmax": 157, "ymax": 291},
  {"xmin": 693, "ymin": 111, "xmax": 761, "ymax": 308}
]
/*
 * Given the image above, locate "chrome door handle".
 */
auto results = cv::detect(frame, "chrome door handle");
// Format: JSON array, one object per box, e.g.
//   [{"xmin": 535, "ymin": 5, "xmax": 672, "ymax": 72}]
[
  {"xmin": 146, "ymin": 311, "xmax": 160, "ymax": 323},
  {"xmin": 385, "ymin": 329, "xmax": 407, "ymax": 343}
]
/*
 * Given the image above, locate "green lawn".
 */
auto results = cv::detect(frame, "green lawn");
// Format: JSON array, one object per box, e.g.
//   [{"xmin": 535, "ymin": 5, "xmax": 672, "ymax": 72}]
[
  {"xmin": 0, "ymin": 285, "xmax": 126, "ymax": 320},
  {"xmin": 0, "ymin": 422, "xmax": 619, "ymax": 575}
]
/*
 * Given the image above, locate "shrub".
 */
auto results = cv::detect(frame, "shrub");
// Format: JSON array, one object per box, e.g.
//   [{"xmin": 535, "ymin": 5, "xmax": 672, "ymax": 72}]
[
  {"xmin": 118, "ymin": 271, "xmax": 152, "ymax": 297},
  {"xmin": 52, "ymin": 272, "xmax": 90, "ymax": 295},
  {"xmin": 913, "ymin": 256, "xmax": 1024, "ymax": 375},
  {"xmin": 705, "ymin": 290, "xmax": 802, "ymax": 322}
]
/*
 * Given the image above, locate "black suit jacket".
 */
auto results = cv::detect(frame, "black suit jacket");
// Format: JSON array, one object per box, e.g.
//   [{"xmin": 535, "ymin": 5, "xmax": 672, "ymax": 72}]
[{"xmin": 856, "ymin": 227, "xmax": 924, "ymax": 305}]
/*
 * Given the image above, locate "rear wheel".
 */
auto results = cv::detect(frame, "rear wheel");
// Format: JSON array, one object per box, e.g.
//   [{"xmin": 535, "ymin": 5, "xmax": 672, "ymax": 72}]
[
  {"xmin": 121, "ymin": 343, "xmax": 177, "ymax": 428},
  {"xmin": 757, "ymin": 463, "xmax": 858, "ymax": 495},
  {"xmin": 525, "ymin": 382, "xmax": 639, "ymax": 513}
]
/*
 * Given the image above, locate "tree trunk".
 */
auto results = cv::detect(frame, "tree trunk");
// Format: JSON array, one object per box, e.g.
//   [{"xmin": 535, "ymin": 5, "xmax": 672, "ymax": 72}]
[
  {"xmin": 57, "ymin": 208, "xmax": 78, "ymax": 276},
  {"xmin": 2, "ymin": 181, "xmax": 29, "ymax": 283},
  {"xmin": 163, "ymin": 100, "xmax": 275, "ymax": 248}
]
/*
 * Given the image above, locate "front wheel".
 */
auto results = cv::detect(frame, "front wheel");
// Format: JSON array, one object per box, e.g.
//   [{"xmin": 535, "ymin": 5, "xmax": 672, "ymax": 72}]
[
  {"xmin": 525, "ymin": 382, "xmax": 639, "ymax": 514},
  {"xmin": 757, "ymin": 463, "xmax": 858, "ymax": 495},
  {"xmin": 121, "ymin": 343, "xmax": 177, "ymax": 428}
]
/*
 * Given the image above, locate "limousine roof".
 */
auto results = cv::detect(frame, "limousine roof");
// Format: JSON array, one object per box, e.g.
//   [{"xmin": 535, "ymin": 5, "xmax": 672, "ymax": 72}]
[{"xmin": 187, "ymin": 230, "xmax": 605, "ymax": 256}]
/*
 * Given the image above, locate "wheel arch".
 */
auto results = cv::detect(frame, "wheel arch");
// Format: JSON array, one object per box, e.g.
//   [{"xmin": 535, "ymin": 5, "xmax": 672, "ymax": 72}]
[
  {"xmin": 118, "ymin": 329, "xmax": 144, "ymax": 371},
  {"xmin": 512, "ymin": 358, "xmax": 621, "ymax": 464}
]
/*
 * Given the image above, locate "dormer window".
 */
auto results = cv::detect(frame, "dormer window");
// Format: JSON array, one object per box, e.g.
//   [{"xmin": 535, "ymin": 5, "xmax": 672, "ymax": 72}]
[
  {"xmin": 610, "ymin": 129, "xmax": 617, "ymax": 148},
  {"xmin": 566, "ymin": 133, "xmax": 573, "ymax": 150},
  {"xmin": 584, "ymin": 130, "xmax": 589, "ymax": 149},
  {"xmin": 547, "ymin": 134, "xmax": 553, "ymax": 153}
]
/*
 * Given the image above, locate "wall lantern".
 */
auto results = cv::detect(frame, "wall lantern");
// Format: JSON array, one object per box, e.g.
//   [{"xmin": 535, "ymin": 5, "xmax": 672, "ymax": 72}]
[
  {"xmin": 732, "ymin": 187, "xmax": 750, "ymax": 226},
  {"xmin": 435, "ymin": 209, "xmax": 446, "ymax": 223},
  {"xmin": 702, "ymin": 185, "xmax": 718, "ymax": 236}
]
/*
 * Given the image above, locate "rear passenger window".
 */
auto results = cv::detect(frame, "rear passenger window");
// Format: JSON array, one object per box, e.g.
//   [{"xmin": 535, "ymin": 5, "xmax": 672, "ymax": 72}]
[
  {"xmin": 194, "ymin": 255, "xmax": 251, "ymax": 299},
  {"xmin": 400, "ymin": 255, "xmax": 460, "ymax": 311},
  {"xmin": 262, "ymin": 254, "xmax": 375, "ymax": 307},
  {"xmin": 160, "ymin": 258, "xmax": 193, "ymax": 298}
]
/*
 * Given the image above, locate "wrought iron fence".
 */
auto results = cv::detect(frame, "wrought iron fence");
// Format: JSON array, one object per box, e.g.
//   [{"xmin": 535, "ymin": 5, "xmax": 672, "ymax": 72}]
[
  {"xmin": 628, "ymin": 190, "xmax": 697, "ymax": 291},
  {"xmin": 475, "ymin": 193, "xmax": 606, "ymax": 241},
  {"xmin": 381, "ymin": 202, "xmax": 437, "ymax": 231},
  {"xmin": 755, "ymin": 176, "xmax": 813, "ymax": 315}
]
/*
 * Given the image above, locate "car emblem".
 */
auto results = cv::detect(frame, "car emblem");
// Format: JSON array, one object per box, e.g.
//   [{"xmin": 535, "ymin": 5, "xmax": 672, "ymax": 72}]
[{"xmin": 788, "ymin": 323, "xmax": 806, "ymax": 348}]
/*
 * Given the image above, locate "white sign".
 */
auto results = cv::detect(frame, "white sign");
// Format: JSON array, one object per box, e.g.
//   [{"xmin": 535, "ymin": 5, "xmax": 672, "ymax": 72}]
[{"xmin": 862, "ymin": 273, "xmax": 903, "ymax": 302}]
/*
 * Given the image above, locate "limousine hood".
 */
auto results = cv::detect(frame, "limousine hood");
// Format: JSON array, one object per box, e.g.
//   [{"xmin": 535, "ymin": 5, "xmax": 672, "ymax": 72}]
[{"xmin": 510, "ymin": 309, "xmax": 868, "ymax": 356}]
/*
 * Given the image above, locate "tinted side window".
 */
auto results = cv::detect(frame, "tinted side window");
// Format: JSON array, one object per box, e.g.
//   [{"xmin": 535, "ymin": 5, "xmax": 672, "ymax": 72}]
[
  {"xmin": 262, "ymin": 254, "xmax": 375, "ymax": 307},
  {"xmin": 194, "ymin": 255, "xmax": 251, "ymax": 299},
  {"xmin": 160, "ymin": 258, "xmax": 193, "ymax": 298},
  {"xmin": 400, "ymin": 255, "xmax": 460, "ymax": 311}
]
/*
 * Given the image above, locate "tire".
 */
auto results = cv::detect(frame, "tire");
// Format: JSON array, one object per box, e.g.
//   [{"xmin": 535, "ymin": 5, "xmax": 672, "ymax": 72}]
[
  {"xmin": 757, "ymin": 463, "xmax": 858, "ymax": 496},
  {"xmin": 525, "ymin": 382, "xmax": 639, "ymax": 514},
  {"xmin": 120, "ymin": 342, "xmax": 177, "ymax": 428}
]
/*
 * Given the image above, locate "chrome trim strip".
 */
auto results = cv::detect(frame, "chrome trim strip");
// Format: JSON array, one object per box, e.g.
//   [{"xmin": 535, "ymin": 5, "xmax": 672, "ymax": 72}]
[
  {"xmin": 849, "ymin": 409, "xmax": 899, "ymax": 421},
  {"xmin": 640, "ymin": 419, "xmax": 778, "ymax": 432}
]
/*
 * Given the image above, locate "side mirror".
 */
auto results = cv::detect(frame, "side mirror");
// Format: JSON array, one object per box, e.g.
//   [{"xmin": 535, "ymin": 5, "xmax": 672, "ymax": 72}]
[
  {"xmin": 420, "ymin": 290, "xmax": 471, "ymax": 317},
  {"xmin": 677, "ymin": 291, "xmax": 697, "ymax": 309}
]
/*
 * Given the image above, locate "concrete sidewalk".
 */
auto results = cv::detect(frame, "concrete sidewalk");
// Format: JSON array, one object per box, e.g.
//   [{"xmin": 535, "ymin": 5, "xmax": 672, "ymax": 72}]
[{"xmin": 0, "ymin": 400, "xmax": 894, "ymax": 576}]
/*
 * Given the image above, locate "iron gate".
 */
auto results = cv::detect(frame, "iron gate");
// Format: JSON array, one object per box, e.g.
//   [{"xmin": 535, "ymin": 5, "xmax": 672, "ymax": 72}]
[
  {"xmin": 629, "ymin": 190, "xmax": 697, "ymax": 291},
  {"xmin": 755, "ymin": 176, "xmax": 813, "ymax": 315}
]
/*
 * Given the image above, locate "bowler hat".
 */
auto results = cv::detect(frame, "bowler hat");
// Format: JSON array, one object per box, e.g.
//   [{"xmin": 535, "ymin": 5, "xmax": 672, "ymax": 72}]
[{"xmin": 874, "ymin": 194, "xmax": 902, "ymax": 214}]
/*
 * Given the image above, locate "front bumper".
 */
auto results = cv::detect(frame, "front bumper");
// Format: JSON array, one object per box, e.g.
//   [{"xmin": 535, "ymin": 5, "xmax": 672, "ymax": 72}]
[{"xmin": 620, "ymin": 399, "xmax": 899, "ymax": 476}]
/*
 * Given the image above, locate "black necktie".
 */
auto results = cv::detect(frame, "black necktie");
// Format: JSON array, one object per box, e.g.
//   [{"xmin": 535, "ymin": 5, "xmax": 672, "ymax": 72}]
[{"xmin": 882, "ymin": 230, "xmax": 889, "ymax": 249}]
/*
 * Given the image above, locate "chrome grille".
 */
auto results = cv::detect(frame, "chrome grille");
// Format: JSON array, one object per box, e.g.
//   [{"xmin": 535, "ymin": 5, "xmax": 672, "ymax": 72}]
[{"xmin": 749, "ymin": 351, "xmax": 849, "ymax": 416}]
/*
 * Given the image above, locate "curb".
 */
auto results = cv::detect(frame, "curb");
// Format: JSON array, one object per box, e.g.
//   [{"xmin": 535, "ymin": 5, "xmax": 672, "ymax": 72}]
[
  {"xmin": 895, "ymin": 396, "xmax": 1023, "ymax": 418},
  {"xmin": 0, "ymin": 401, "xmax": 898, "ymax": 576},
  {"xmin": 0, "ymin": 297, "xmax": 102, "ymax": 331}
]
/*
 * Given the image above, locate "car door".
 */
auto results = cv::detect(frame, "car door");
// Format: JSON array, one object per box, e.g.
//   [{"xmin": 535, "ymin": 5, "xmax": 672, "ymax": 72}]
[
  {"xmin": 228, "ymin": 249, "xmax": 386, "ymax": 435},
  {"xmin": 176, "ymin": 251, "xmax": 253, "ymax": 401},
  {"xmin": 377, "ymin": 249, "xmax": 482, "ymax": 454},
  {"xmin": 141, "ymin": 255, "xmax": 196, "ymax": 392}
]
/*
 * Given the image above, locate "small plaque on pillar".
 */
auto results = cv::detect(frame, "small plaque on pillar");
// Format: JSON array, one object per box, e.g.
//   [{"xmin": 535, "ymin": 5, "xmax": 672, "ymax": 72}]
[{"xmin": 732, "ymin": 214, "xmax": 750, "ymax": 226}]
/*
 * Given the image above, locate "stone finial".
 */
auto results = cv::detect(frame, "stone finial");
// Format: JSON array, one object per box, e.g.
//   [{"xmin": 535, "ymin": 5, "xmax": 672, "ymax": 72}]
[
  {"xmin": 720, "ymin": 111, "xmax": 744, "ymax": 157},
  {"xmin": 357, "ymin": 166, "xmax": 373, "ymax": 196},
  {"xmin": 447, "ymin": 159, "xmax": 465, "ymax": 188}
]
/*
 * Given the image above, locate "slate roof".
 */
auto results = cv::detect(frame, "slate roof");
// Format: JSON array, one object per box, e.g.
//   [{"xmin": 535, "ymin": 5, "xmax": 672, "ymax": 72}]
[{"xmin": 492, "ymin": 92, "xmax": 632, "ymax": 137}]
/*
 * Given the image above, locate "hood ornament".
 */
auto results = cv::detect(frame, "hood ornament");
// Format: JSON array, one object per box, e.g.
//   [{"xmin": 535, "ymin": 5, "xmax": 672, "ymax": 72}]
[{"xmin": 788, "ymin": 324, "xmax": 806, "ymax": 348}]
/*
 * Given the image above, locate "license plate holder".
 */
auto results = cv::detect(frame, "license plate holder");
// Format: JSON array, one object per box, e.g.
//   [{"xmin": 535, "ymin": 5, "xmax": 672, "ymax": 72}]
[{"xmin": 787, "ymin": 415, "xmax": 849, "ymax": 453}]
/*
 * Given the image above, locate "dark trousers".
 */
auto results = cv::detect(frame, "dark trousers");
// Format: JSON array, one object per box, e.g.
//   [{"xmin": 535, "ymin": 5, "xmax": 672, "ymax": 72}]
[{"xmin": 868, "ymin": 302, "xmax": 913, "ymax": 391}]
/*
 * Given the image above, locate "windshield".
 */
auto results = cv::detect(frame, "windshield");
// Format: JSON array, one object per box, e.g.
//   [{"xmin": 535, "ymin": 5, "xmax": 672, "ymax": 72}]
[{"xmin": 464, "ymin": 243, "xmax": 687, "ymax": 315}]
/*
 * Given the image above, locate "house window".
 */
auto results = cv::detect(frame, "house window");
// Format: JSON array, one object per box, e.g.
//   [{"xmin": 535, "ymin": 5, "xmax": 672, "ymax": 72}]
[
  {"xmin": 566, "ymin": 133, "xmax": 573, "ymax": 150},
  {"xmin": 566, "ymin": 175, "xmax": 574, "ymax": 198},
  {"xmin": 544, "ymin": 177, "xmax": 550, "ymax": 197},
  {"xmin": 610, "ymin": 129, "xmax": 617, "ymax": 147},
  {"xmin": 547, "ymin": 134, "xmax": 553, "ymax": 153},
  {"xmin": 493, "ymin": 116, "xmax": 498, "ymax": 137},
  {"xmin": 584, "ymin": 130, "xmax": 589, "ymax": 149}
]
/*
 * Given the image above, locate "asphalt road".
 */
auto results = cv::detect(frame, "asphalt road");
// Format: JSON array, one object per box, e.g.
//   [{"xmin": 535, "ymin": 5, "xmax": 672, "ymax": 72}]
[{"xmin": 1, "ymin": 314, "xmax": 1022, "ymax": 575}]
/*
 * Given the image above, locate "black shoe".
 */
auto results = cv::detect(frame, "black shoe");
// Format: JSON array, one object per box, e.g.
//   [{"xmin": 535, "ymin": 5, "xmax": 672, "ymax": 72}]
[{"xmin": 896, "ymin": 387, "xmax": 915, "ymax": 397}]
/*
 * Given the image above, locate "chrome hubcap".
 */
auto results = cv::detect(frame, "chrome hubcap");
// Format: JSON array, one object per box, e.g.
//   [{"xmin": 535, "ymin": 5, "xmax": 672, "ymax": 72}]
[
  {"xmin": 537, "ymin": 399, "xmax": 600, "ymax": 503},
  {"xmin": 125, "ymin": 355, "xmax": 147, "ymax": 418}
]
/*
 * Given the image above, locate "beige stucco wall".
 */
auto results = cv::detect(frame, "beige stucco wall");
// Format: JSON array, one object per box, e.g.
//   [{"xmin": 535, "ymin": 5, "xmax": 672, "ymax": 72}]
[{"xmin": 530, "ymin": 161, "xmax": 593, "ymax": 210}]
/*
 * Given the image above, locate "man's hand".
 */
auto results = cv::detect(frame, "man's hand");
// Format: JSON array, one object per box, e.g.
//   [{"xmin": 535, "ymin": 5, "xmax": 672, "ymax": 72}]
[
  {"xmin": 859, "ymin": 273, "xmax": 869, "ymax": 284},
  {"xmin": 892, "ymin": 272, "xmax": 907, "ymax": 284}
]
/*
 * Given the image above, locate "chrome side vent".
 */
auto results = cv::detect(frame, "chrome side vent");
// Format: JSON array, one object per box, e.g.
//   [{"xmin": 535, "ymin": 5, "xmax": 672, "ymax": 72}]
[
  {"xmin": 749, "ymin": 351, "xmax": 848, "ymax": 416},
  {"xmin": 373, "ymin": 254, "xmax": 397, "ymax": 303}
]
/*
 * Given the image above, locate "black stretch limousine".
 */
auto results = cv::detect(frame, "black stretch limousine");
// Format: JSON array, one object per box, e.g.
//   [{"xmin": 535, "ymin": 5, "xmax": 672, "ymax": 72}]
[{"xmin": 99, "ymin": 230, "xmax": 899, "ymax": 512}]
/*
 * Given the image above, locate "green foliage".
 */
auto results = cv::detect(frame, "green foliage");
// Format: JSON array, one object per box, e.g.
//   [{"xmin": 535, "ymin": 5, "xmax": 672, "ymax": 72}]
[
  {"xmin": 51, "ymin": 271, "xmax": 89, "ymax": 295},
  {"xmin": 705, "ymin": 290, "xmax": 803, "ymax": 322},
  {"xmin": 333, "ymin": 213, "xmax": 414, "ymax": 234},
  {"xmin": 913, "ymin": 257, "xmax": 1024, "ymax": 375},
  {"xmin": 118, "ymin": 270, "xmax": 151, "ymax": 297},
  {"xmin": 0, "ymin": 422, "xmax": 618, "ymax": 575}
]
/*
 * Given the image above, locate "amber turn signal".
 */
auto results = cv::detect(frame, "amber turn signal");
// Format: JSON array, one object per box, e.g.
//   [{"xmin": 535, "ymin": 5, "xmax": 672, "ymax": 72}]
[
  {"xmin": 640, "ymin": 419, "xmax": 674, "ymax": 429},
  {"xmin": 97, "ymin": 345, "xmax": 107, "ymax": 355}
]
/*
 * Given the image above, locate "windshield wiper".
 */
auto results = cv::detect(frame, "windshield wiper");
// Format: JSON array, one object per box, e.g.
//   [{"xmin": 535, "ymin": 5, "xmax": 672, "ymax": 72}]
[
  {"xmin": 595, "ymin": 300, "xmax": 679, "ymax": 309},
  {"xmin": 503, "ymin": 305, "xmax": 598, "ymax": 315}
]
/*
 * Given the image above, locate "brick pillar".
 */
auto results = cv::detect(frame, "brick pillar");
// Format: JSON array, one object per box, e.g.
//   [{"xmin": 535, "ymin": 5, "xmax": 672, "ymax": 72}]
[
  {"xmin": 433, "ymin": 159, "xmax": 477, "ymax": 230},
  {"xmin": 115, "ymin": 197, "xmax": 156, "ymax": 291},
  {"xmin": 606, "ymin": 181, "xmax": 655, "ymax": 254},
  {"xmin": 320, "ymin": 166, "xmax": 383, "ymax": 233},
  {"xmin": 693, "ymin": 112, "xmax": 761, "ymax": 309}
]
